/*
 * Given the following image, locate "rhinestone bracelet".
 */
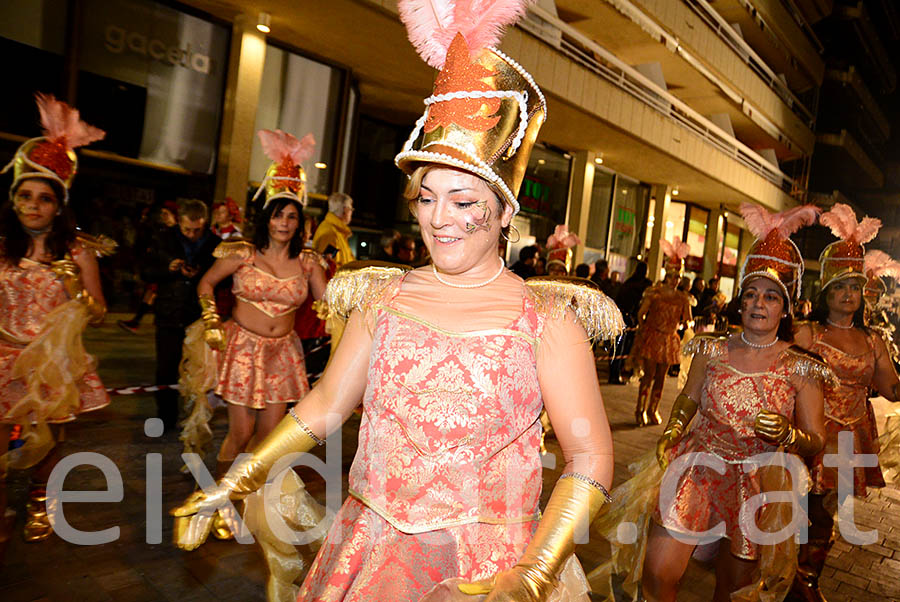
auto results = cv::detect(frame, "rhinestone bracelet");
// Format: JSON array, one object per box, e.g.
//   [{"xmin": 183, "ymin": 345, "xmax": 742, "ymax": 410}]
[
  {"xmin": 559, "ymin": 472, "xmax": 612, "ymax": 503},
  {"xmin": 289, "ymin": 407, "xmax": 325, "ymax": 446}
]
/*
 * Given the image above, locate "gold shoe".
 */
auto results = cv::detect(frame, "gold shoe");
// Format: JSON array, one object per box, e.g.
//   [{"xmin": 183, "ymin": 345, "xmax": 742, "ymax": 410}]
[{"xmin": 24, "ymin": 486, "xmax": 53, "ymax": 542}]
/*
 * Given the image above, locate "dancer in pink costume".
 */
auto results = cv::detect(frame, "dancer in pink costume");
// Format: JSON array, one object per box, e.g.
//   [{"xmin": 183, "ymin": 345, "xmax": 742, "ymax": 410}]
[{"xmin": 172, "ymin": 2, "xmax": 625, "ymax": 600}]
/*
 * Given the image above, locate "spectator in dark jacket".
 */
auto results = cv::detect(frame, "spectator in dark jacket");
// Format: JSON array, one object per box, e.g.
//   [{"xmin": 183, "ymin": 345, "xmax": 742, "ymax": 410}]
[
  {"xmin": 608, "ymin": 261, "xmax": 652, "ymax": 384},
  {"xmin": 142, "ymin": 199, "xmax": 220, "ymax": 431}
]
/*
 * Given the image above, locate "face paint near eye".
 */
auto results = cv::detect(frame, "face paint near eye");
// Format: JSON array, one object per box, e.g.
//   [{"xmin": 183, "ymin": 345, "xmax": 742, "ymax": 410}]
[
  {"xmin": 13, "ymin": 179, "xmax": 59, "ymax": 233},
  {"xmin": 464, "ymin": 200, "xmax": 493, "ymax": 234}
]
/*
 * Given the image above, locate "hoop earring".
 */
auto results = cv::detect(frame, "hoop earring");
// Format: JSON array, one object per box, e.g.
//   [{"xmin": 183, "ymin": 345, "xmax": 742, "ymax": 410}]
[{"xmin": 501, "ymin": 224, "xmax": 521, "ymax": 244}]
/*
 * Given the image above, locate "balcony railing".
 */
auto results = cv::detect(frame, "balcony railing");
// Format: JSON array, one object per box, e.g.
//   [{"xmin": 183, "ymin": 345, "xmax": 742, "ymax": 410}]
[{"xmin": 522, "ymin": 5, "xmax": 797, "ymax": 194}]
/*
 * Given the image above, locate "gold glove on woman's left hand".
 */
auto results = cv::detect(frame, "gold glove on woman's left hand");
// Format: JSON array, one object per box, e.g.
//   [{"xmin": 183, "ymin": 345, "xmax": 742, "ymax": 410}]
[
  {"xmin": 754, "ymin": 410, "xmax": 821, "ymax": 457},
  {"xmin": 198, "ymin": 293, "xmax": 226, "ymax": 351},
  {"xmin": 171, "ymin": 411, "xmax": 323, "ymax": 550},
  {"xmin": 457, "ymin": 475, "xmax": 610, "ymax": 601},
  {"xmin": 51, "ymin": 258, "xmax": 106, "ymax": 324}
]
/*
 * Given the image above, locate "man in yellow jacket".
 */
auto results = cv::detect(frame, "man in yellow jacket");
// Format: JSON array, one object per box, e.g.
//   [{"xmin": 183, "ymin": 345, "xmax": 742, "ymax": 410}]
[{"xmin": 313, "ymin": 192, "xmax": 355, "ymax": 267}]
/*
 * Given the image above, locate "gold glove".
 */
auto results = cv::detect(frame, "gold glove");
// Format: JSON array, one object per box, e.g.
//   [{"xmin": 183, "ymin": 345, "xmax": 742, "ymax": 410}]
[
  {"xmin": 656, "ymin": 394, "xmax": 698, "ymax": 470},
  {"xmin": 50, "ymin": 258, "xmax": 106, "ymax": 325},
  {"xmin": 198, "ymin": 293, "xmax": 226, "ymax": 351},
  {"xmin": 754, "ymin": 410, "xmax": 821, "ymax": 457},
  {"xmin": 171, "ymin": 411, "xmax": 323, "ymax": 550},
  {"xmin": 457, "ymin": 475, "xmax": 610, "ymax": 601}
]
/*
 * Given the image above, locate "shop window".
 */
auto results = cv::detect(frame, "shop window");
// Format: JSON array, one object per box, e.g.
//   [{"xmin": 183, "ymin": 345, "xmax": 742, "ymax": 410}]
[
  {"xmin": 520, "ymin": 145, "xmax": 571, "ymax": 245},
  {"xmin": 607, "ymin": 177, "xmax": 649, "ymax": 278},
  {"xmin": 251, "ymin": 45, "xmax": 344, "ymax": 198},
  {"xmin": 0, "ymin": 0, "xmax": 67, "ymax": 136},
  {"xmin": 684, "ymin": 206, "xmax": 708, "ymax": 275},
  {"xmin": 584, "ymin": 167, "xmax": 614, "ymax": 257},
  {"xmin": 76, "ymin": 0, "xmax": 229, "ymax": 174}
]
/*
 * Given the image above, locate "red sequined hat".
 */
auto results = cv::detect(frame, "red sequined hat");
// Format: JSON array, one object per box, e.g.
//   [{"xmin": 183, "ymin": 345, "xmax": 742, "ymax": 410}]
[
  {"xmin": 2, "ymin": 93, "xmax": 105, "ymax": 204},
  {"xmin": 738, "ymin": 203, "xmax": 821, "ymax": 308},
  {"xmin": 394, "ymin": 0, "xmax": 545, "ymax": 216},
  {"xmin": 818, "ymin": 203, "xmax": 881, "ymax": 290}
]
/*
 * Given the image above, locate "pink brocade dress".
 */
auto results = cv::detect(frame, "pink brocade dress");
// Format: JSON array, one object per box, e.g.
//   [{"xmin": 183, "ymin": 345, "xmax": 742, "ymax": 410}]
[
  {"xmin": 0, "ymin": 258, "xmax": 108, "ymax": 422},
  {"xmin": 807, "ymin": 327, "xmax": 883, "ymax": 496},
  {"xmin": 297, "ymin": 288, "xmax": 548, "ymax": 600},
  {"xmin": 656, "ymin": 345, "xmax": 799, "ymax": 560},
  {"xmin": 633, "ymin": 287, "xmax": 688, "ymax": 365},
  {"xmin": 215, "ymin": 262, "xmax": 311, "ymax": 408}
]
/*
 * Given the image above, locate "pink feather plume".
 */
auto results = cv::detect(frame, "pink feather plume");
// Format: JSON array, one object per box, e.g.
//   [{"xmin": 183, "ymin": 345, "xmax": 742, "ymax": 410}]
[
  {"xmin": 739, "ymin": 202, "xmax": 819, "ymax": 239},
  {"xmin": 659, "ymin": 237, "xmax": 689, "ymax": 260},
  {"xmin": 820, "ymin": 203, "xmax": 881, "ymax": 244},
  {"xmin": 546, "ymin": 224, "xmax": 580, "ymax": 249},
  {"xmin": 865, "ymin": 250, "xmax": 900, "ymax": 279},
  {"xmin": 257, "ymin": 130, "xmax": 316, "ymax": 165},
  {"xmin": 398, "ymin": 0, "xmax": 534, "ymax": 68},
  {"xmin": 453, "ymin": 0, "xmax": 534, "ymax": 53},
  {"xmin": 398, "ymin": 0, "xmax": 456, "ymax": 69},
  {"xmin": 35, "ymin": 93, "xmax": 105, "ymax": 149}
]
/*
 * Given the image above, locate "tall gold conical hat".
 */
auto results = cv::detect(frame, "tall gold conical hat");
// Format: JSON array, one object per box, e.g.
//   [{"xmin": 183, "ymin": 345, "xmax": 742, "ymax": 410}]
[{"xmin": 818, "ymin": 204, "xmax": 880, "ymax": 290}]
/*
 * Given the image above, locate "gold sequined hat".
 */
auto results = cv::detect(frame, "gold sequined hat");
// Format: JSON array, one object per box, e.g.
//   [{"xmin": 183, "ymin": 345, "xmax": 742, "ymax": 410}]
[
  {"xmin": 253, "ymin": 129, "xmax": 315, "ymax": 208},
  {"xmin": 2, "ymin": 94, "xmax": 105, "ymax": 204},
  {"xmin": 738, "ymin": 203, "xmax": 820, "ymax": 308},
  {"xmin": 818, "ymin": 204, "xmax": 881, "ymax": 291},
  {"xmin": 394, "ymin": 1, "xmax": 545, "ymax": 216}
]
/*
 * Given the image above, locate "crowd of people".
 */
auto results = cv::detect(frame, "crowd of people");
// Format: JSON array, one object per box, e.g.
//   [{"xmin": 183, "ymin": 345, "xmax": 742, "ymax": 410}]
[{"xmin": 1, "ymin": 2, "xmax": 900, "ymax": 602}]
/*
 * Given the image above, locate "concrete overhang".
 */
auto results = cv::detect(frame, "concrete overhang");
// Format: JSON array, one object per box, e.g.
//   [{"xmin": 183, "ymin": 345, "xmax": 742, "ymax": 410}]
[
  {"xmin": 813, "ymin": 130, "xmax": 884, "ymax": 189},
  {"xmin": 709, "ymin": 0, "xmax": 825, "ymax": 90},
  {"xmin": 557, "ymin": 0, "xmax": 812, "ymax": 159},
  {"xmin": 180, "ymin": 0, "xmax": 796, "ymax": 213},
  {"xmin": 823, "ymin": 67, "xmax": 890, "ymax": 142}
]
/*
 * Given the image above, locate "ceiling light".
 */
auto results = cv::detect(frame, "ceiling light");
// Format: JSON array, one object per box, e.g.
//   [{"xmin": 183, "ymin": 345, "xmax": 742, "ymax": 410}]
[
  {"xmin": 314, "ymin": 162, "xmax": 327, "ymax": 169},
  {"xmin": 671, "ymin": 187, "xmax": 679, "ymax": 196},
  {"xmin": 257, "ymin": 12, "xmax": 271, "ymax": 33},
  {"xmin": 594, "ymin": 155, "xmax": 603, "ymax": 165},
  {"xmin": 537, "ymin": 159, "xmax": 546, "ymax": 165}
]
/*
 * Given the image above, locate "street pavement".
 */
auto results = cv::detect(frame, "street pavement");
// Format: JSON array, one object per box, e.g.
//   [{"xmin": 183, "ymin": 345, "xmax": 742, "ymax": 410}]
[{"xmin": 0, "ymin": 315, "xmax": 898, "ymax": 601}]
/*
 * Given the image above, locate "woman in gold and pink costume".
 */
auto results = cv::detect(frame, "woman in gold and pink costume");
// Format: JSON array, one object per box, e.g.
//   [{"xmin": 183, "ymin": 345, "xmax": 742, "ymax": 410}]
[
  {"xmin": 788, "ymin": 204, "xmax": 900, "ymax": 602},
  {"xmin": 631, "ymin": 237, "xmax": 692, "ymax": 426},
  {"xmin": 179, "ymin": 129, "xmax": 326, "ymax": 543},
  {"xmin": 0, "ymin": 94, "xmax": 110, "ymax": 544},
  {"xmin": 172, "ymin": 3, "xmax": 623, "ymax": 601},
  {"xmin": 591, "ymin": 203, "xmax": 829, "ymax": 602}
]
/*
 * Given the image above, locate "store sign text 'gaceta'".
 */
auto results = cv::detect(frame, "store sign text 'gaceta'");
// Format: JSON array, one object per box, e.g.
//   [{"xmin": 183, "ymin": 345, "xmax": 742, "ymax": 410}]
[{"xmin": 104, "ymin": 25, "xmax": 211, "ymax": 75}]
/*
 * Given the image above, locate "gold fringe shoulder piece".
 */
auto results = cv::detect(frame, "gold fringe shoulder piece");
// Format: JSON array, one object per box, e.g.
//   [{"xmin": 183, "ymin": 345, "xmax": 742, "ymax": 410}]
[
  {"xmin": 213, "ymin": 240, "xmax": 255, "ymax": 260},
  {"xmin": 322, "ymin": 261, "xmax": 411, "ymax": 320},
  {"xmin": 300, "ymin": 248, "xmax": 329, "ymax": 272},
  {"xmin": 783, "ymin": 346, "xmax": 838, "ymax": 388},
  {"xmin": 524, "ymin": 276, "xmax": 625, "ymax": 342},
  {"xmin": 682, "ymin": 332, "xmax": 729, "ymax": 358},
  {"xmin": 75, "ymin": 232, "xmax": 117, "ymax": 257}
]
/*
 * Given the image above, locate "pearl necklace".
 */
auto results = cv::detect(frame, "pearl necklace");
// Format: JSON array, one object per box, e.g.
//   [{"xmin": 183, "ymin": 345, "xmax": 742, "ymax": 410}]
[
  {"xmin": 432, "ymin": 258, "xmax": 505, "ymax": 289},
  {"xmin": 741, "ymin": 331, "xmax": 778, "ymax": 349},
  {"xmin": 827, "ymin": 319, "xmax": 854, "ymax": 330}
]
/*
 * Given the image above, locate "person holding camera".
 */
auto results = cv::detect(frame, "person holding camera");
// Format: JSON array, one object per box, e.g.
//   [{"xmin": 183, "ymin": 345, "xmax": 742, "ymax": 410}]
[{"xmin": 143, "ymin": 199, "xmax": 220, "ymax": 431}]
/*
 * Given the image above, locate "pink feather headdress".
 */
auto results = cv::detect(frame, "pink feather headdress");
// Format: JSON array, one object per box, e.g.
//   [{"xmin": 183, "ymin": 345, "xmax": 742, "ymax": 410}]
[
  {"xmin": 254, "ymin": 129, "xmax": 316, "ymax": 206},
  {"xmin": 864, "ymin": 250, "xmax": 900, "ymax": 280},
  {"xmin": 738, "ymin": 203, "xmax": 820, "ymax": 304},
  {"xmin": 258, "ymin": 130, "xmax": 316, "ymax": 167},
  {"xmin": 819, "ymin": 203, "xmax": 880, "ymax": 289},
  {"xmin": 659, "ymin": 236, "xmax": 690, "ymax": 261},
  {"xmin": 399, "ymin": 0, "xmax": 535, "ymax": 69},
  {"xmin": 547, "ymin": 224, "xmax": 581, "ymax": 250},
  {"xmin": 1, "ymin": 93, "xmax": 105, "ymax": 202},
  {"xmin": 820, "ymin": 203, "xmax": 880, "ymax": 245}
]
